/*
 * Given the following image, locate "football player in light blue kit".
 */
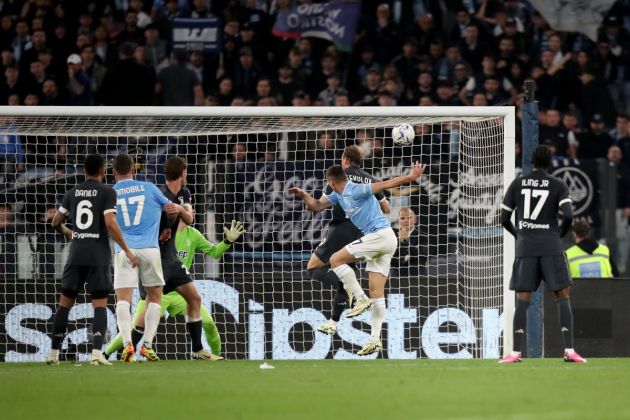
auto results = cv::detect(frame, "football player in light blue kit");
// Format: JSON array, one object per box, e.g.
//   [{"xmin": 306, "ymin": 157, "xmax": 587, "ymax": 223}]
[
  {"xmin": 111, "ymin": 154, "xmax": 183, "ymax": 362},
  {"xmin": 289, "ymin": 161, "xmax": 426, "ymax": 355}
]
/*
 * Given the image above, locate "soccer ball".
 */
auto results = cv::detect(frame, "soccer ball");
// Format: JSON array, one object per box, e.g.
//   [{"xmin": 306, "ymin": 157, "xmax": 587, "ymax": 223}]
[{"xmin": 391, "ymin": 123, "xmax": 415, "ymax": 146}]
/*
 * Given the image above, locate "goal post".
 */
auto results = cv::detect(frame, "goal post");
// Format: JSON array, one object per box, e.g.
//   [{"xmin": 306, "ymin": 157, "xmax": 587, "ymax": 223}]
[{"xmin": 0, "ymin": 106, "xmax": 515, "ymax": 361}]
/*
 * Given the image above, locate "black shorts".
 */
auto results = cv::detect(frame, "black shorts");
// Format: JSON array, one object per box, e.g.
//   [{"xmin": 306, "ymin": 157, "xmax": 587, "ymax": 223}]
[
  {"xmin": 510, "ymin": 255, "xmax": 572, "ymax": 292},
  {"xmin": 314, "ymin": 220, "xmax": 362, "ymax": 264},
  {"xmin": 61, "ymin": 264, "xmax": 112, "ymax": 299},
  {"xmin": 162, "ymin": 260, "xmax": 193, "ymax": 294}
]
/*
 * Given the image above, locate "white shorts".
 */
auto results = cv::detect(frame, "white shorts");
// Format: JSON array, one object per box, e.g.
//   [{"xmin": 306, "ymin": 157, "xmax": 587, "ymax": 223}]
[
  {"xmin": 114, "ymin": 248, "xmax": 165, "ymax": 289},
  {"xmin": 345, "ymin": 227, "xmax": 398, "ymax": 277}
]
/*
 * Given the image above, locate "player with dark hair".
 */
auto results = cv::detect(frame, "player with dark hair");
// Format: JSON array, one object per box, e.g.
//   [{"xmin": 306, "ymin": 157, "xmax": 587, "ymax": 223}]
[
  {"xmin": 132, "ymin": 156, "xmax": 245, "ymax": 360},
  {"xmin": 500, "ymin": 145, "xmax": 586, "ymax": 363},
  {"xmin": 290, "ymin": 162, "xmax": 426, "ymax": 355},
  {"xmin": 45, "ymin": 154, "xmax": 139, "ymax": 365},
  {"xmin": 111, "ymin": 154, "xmax": 179, "ymax": 363},
  {"xmin": 304, "ymin": 145, "xmax": 390, "ymax": 335}
]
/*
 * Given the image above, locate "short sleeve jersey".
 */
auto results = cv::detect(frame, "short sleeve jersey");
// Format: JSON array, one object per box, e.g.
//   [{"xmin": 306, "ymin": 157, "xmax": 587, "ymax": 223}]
[
  {"xmin": 159, "ymin": 186, "xmax": 192, "ymax": 262},
  {"xmin": 113, "ymin": 179, "xmax": 170, "ymax": 251},
  {"xmin": 59, "ymin": 179, "xmax": 117, "ymax": 266},
  {"xmin": 324, "ymin": 166, "xmax": 386, "ymax": 225},
  {"xmin": 502, "ymin": 170, "xmax": 572, "ymax": 256},
  {"xmin": 325, "ymin": 181, "xmax": 391, "ymax": 234}
]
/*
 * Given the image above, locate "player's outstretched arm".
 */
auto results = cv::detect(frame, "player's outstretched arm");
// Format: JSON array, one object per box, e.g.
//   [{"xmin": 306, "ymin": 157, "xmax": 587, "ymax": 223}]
[
  {"xmin": 370, "ymin": 162, "xmax": 426, "ymax": 194},
  {"xmin": 50, "ymin": 211, "xmax": 73, "ymax": 240},
  {"xmin": 104, "ymin": 212, "xmax": 139, "ymax": 267},
  {"xmin": 287, "ymin": 187, "xmax": 332, "ymax": 213}
]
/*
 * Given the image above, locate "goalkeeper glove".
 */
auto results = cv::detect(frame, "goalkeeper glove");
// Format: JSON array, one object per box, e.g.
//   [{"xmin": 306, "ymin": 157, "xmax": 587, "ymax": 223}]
[{"xmin": 224, "ymin": 220, "xmax": 246, "ymax": 243}]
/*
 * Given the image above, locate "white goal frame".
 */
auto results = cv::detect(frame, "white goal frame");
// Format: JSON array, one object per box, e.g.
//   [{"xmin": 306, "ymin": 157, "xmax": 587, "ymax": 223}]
[{"xmin": 0, "ymin": 105, "xmax": 516, "ymax": 359}]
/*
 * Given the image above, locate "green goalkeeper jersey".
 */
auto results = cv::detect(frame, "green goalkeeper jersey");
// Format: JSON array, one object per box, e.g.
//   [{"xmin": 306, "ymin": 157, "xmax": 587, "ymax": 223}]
[{"xmin": 175, "ymin": 226, "xmax": 231, "ymax": 269}]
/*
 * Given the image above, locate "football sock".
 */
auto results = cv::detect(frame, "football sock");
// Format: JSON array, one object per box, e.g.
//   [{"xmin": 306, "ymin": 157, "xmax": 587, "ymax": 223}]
[
  {"xmin": 331, "ymin": 282, "xmax": 348, "ymax": 322},
  {"xmin": 51, "ymin": 306, "xmax": 71, "ymax": 351},
  {"xmin": 115, "ymin": 300, "xmax": 132, "ymax": 346},
  {"xmin": 104, "ymin": 333, "xmax": 123, "ymax": 357},
  {"xmin": 131, "ymin": 327, "xmax": 144, "ymax": 349},
  {"xmin": 143, "ymin": 302, "xmax": 161, "ymax": 349},
  {"xmin": 308, "ymin": 267, "xmax": 338, "ymax": 287},
  {"xmin": 370, "ymin": 298, "xmax": 386, "ymax": 341},
  {"xmin": 556, "ymin": 298, "xmax": 574, "ymax": 349},
  {"xmin": 201, "ymin": 305, "xmax": 222, "ymax": 355},
  {"xmin": 92, "ymin": 307, "xmax": 108, "ymax": 351},
  {"xmin": 513, "ymin": 299, "xmax": 529, "ymax": 353},
  {"xmin": 186, "ymin": 317, "xmax": 203, "ymax": 352},
  {"xmin": 332, "ymin": 264, "xmax": 368, "ymax": 303}
]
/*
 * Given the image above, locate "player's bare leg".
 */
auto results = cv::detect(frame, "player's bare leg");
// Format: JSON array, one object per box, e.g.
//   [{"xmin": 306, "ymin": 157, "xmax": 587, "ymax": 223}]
[
  {"xmin": 330, "ymin": 248, "xmax": 371, "ymax": 317},
  {"xmin": 554, "ymin": 287, "xmax": 586, "ymax": 363},
  {"xmin": 358, "ymin": 271, "xmax": 387, "ymax": 356},
  {"xmin": 500, "ymin": 291, "xmax": 531, "ymax": 363},
  {"xmin": 175, "ymin": 282, "xmax": 209, "ymax": 359},
  {"xmin": 46, "ymin": 294, "xmax": 75, "ymax": 365},
  {"xmin": 90, "ymin": 297, "xmax": 112, "ymax": 365},
  {"xmin": 115, "ymin": 287, "xmax": 136, "ymax": 362}
]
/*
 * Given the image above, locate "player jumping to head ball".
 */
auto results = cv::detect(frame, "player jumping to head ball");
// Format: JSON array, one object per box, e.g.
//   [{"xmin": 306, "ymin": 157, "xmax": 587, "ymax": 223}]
[{"xmin": 289, "ymin": 162, "xmax": 426, "ymax": 355}]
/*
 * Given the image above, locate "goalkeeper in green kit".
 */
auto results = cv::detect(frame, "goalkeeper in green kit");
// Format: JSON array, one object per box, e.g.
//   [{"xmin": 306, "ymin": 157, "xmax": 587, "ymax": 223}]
[{"xmin": 104, "ymin": 218, "xmax": 245, "ymax": 361}]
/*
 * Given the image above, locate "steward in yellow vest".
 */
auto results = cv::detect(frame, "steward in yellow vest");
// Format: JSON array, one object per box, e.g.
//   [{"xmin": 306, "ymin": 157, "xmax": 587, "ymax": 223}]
[{"xmin": 565, "ymin": 221, "xmax": 618, "ymax": 278}]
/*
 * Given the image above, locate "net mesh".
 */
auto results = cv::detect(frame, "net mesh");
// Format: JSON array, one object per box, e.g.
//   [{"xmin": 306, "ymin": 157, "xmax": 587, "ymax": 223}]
[{"xmin": 0, "ymin": 112, "xmax": 508, "ymax": 361}]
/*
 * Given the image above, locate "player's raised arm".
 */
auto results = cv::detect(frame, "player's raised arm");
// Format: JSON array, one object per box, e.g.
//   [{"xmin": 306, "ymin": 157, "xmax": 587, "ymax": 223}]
[
  {"xmin": 370, "ymin": 162, "xmax": 426, "ymax": 194},
  {"xmin": 288, "ymin": 187, "xmax": 332, "ymax": 213}
]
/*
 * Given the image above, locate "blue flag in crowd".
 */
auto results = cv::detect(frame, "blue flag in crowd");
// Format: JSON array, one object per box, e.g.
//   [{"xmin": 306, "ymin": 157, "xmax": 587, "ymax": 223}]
[{"xmin": 272, "ymin": 1, "xmax": 360, "ymax": 52}]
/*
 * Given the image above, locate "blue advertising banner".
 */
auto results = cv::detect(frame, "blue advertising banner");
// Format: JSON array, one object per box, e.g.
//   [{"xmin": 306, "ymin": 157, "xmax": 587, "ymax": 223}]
[
  {"xmin": 272, "ymin": 1, "xmax": 361, "ymax": 51},
  {"xmin": 172, "ymin": 18, "xmax": 221, "ymax": 53}
]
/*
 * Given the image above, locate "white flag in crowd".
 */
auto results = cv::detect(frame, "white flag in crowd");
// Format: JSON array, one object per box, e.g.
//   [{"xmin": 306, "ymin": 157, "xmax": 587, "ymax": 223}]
[{"xmin": 530, "ymin": 0, "xmax": 616, "ymax": 41}]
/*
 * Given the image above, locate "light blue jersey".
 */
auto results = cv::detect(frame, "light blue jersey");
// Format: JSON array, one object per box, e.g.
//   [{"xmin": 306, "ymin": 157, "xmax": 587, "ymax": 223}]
[
  {"xmin": 113, "ymin": 179, "xmax": 170, "ymax": 251},
  {"xmin": 325, "ymin": 181, "xmax": 390, "ymax": 234}
]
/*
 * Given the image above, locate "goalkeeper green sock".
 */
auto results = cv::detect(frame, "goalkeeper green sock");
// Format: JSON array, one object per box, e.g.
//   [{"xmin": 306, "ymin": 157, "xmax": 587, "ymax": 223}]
[
  {"xmin": 104, "ymin": 333, "xmax": 124, "ymax": 357},
  {"xmin": 201, "ymin": 305, "xmax": 222, "ymax": 355}
]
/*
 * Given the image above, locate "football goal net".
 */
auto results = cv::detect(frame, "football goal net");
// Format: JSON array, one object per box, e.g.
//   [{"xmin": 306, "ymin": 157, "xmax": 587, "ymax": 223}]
[{"xmin": 0, "ymin": 106, "xmax": 515, "ymax": 361}]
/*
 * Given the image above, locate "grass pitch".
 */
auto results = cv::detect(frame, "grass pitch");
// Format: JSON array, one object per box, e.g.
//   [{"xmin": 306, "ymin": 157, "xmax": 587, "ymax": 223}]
[{"xmin": 0, "ymin": 359, "xmax": 628, "ymax": 420}]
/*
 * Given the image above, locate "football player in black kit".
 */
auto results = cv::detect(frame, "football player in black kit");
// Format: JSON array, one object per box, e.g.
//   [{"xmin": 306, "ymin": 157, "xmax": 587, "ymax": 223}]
[
  {"xmin": 45, "ymin": 154, "xmax": 139, "ymax": 365},
  {"xmin": 308, "ymin": 145, "xmax": 390, "ymax": 335},
  {"xmin": 500, "ymin": 145, "xmax": 586, "ymax": 363}
]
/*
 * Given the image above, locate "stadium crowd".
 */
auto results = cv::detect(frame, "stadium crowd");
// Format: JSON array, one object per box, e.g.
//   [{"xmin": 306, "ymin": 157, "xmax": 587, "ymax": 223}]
[{"xmin": 2, "ymin": 0, "xmax": 630, "ymax": 277}]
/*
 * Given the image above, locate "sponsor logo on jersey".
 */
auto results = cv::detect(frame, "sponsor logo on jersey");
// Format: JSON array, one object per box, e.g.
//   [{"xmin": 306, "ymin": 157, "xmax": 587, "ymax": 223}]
[
  {"xmin": 518, "ymin": 221, "xmax": 550, "ymax": 230},
  {"xmin": 72, "ymin": 232, "xmax": 100, "ymax": 239}
]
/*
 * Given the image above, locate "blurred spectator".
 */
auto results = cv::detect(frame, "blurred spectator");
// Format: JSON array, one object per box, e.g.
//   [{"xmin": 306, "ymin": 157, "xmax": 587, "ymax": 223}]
[
  {"xmin": 156, "ymin": 52, "xmax": 203, "ymax": 106},
  {"xmin": 11, "ymin": 19, "xmax": 30, "ymax": 63},
  {"xmin": 144, "ymin": 24, "xmax": 169, "ymax": 72},
  {"xmin": 273, "ymin": 63, "xmax": 297, "ymax": 106},
  {"xmin": 0, "ymin": 205, "xmax": 16, "ymax": 279},
  {"xmin": 566, "ymin": 220, "xmax": 618, "ymax": 278},
  {"xmin": 216, "ymin": 77, "xmax": 234, "ymax": 106},
  {"xmin": 20, "ymin": 29, "xmax": 46, "ymax": 72},
  {"xmin": 233, "ymin": 46, "xmax": 264, "ymax": 98},
  {"xmin": 66, "ymin": 54, "xmax": 93, "ymax": 106},
  {"xmin": 186, "ymin": 50, "xmax": 213, "ymax": 94},
  {"xmin": 459, "ymin": 24, "xmax": 489, "ymax": 72},
  {"xmin": 80, "ymin": 45, "xmax": 107, "ymax": 96},
  {"xmin": 119, "ymin": 9, "xmax": 144, "ymax": 45},
  {"xmin": 391, "ymin": 38, "xmax": 422, "ymax": 90},
  {"xmin": 41, "ymin": 79, "xmax": 66, "ymax": 106},
  {"xmin": 368, "ymin": 3, "xmax": 401, "ymax": 65},
  {"xmin": 392, "ymin": 207, "xmax": 427, "ymax": 276},
  {"xmin": 100, "ymin": 43, "xmax": 155, "ymax": 105},
  {"xmin": 317, "ymin": 72, "xmax": 342, "ymax": 106},
  {"xmin": 610, "ymin": 114, "xmax": 628, "ymax": 142},
  {"xmin": 0, "ymin": 64, "xmax": 24, "ymax": 105},
  {"xmin": 0, "ymin": 131, "xmax": 24, "ymax": 183},
  {"xmin": 539, "ymin": 109, "xmax": 573, "ymax": 158},
  {"xmin": 607, "ymin": 145, "xmax": 630, "ymax": 273},
  {"xmin": 577, "ymin": 113, "xmax": 615, "ymax": 159}
]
